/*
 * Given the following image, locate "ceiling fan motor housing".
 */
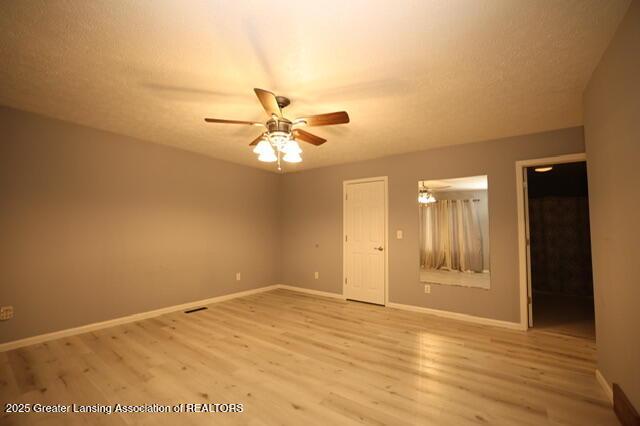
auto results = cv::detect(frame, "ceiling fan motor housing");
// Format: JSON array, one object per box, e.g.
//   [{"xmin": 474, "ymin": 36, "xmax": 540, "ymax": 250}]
[{"xmin": 266, "ymin": 118, "xmax": 292, "ymax": 134}]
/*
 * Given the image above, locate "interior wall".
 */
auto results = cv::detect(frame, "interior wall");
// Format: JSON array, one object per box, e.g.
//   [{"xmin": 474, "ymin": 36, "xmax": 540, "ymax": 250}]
[
  {"xmin": 0, "ymin": 107, "xmax": 282, "ymax": 344},
  {"xmin": 583, "ymin": 0, "xmax": 640, "ymax": 409},
  {"xmin": 281, "ymin": 127, "xmax": 584, "ymax": 323}
]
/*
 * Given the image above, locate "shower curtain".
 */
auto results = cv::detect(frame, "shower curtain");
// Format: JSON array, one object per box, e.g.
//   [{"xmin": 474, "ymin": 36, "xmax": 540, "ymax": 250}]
[
  {"xmin": 528, "ymin": 196, "xmax": 593, "ymax": 296},
  {"xmin": 420, "ymin": 199, "xmax": 484, "ymax": 272}
]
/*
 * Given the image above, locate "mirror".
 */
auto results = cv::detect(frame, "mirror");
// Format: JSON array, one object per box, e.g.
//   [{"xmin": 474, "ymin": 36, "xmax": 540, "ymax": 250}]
[{"xmin": 418, "ymin": 175, "xmax": 490, "ymax": 289}]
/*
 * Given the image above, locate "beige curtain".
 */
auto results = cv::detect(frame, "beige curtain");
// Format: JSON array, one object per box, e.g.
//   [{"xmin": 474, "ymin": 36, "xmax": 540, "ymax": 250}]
[{"xmin": 420, "ymin": 200, "xmax": 483, "ymax": 272}]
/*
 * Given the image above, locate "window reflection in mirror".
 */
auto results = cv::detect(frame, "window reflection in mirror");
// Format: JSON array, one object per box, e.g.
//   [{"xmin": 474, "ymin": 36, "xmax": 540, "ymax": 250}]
[{"xmin": 418, "ymin": 175, "xmax": 490, "ymax": 289}]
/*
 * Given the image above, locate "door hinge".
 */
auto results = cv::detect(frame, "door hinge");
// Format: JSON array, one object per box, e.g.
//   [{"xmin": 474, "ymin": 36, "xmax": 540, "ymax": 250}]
[
  {"xmin": 528, "ymin": 296, "xmax": 532, "ymax": 304},
  {"xmin": 345, "ymin": 193, "xmax": 348, "ymax": 201},
  {"xmin": 345, "ymin": 235, "xmax": 348, "ymax": 242},
  {"xmin": 345, "ymin": 277, "xmax": 348, "ymax": 285}
]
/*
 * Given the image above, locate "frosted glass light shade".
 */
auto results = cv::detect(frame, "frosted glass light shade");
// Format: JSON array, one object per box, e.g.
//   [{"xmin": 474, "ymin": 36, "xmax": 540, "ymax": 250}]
[
  {"xmin": 282, "ymin": 140, "xmax": 302, "ymax": 155},
  {"xmin": 258, "ymin": 150, "xmax": 277, "ymax": 162},
  {"xmin": 283, "ymin": 152, "xmax": 302, "ymax": 163},
  {"xmin": 253, "ymin": 139, "xmax": 272, "ymax": 155}
]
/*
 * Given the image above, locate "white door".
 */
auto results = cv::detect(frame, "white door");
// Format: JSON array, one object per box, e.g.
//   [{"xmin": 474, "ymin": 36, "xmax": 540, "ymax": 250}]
[{"xmin": 344, "ymin": 179, "xmax": 386, "ymax": 305}]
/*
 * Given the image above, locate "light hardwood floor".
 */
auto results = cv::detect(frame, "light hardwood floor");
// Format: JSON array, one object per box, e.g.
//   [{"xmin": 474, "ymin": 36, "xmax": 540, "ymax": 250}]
[{"xmin": 0, "ymin": 289, "xmax": 616, "ymax": 425}]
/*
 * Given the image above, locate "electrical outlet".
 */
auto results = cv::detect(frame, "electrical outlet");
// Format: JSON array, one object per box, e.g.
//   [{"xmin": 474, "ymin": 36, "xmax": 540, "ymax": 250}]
[
  {"xmin": 235, "ymin": 272, "xmax": 241, "ymax": 281},
  {"xmin": 424, "ymin": 284, "xmax": 431, "ymax": 294},
  {"xmin": 0, "ymin": 306, "xmax": 14, "ymax": 321},
  {"xmin": 396, "ymin": 230, "xmax": 403, "ymax": 239},
  {"xmin": 314, "ymin": 271, "xmax": 319, "ymax": 280}
]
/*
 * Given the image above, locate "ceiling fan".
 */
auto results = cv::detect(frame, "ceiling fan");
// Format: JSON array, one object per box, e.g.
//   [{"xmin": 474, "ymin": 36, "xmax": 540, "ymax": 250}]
[
  {"xmin": 418, "ymin": 181, "xmax": 450, "ymax": 204},
  {"xmin": 204, "ymin": 88, "xmax": 349, "ymax": 170}
]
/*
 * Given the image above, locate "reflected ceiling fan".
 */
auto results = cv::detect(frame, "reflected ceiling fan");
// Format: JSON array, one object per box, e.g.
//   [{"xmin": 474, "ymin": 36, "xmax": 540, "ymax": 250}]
[
  {"xmin": 204, "ymin": 88, "xmax": 349, "ymax": 170},
  {"xmin": 419, "ymin": 181, "xmax": 451, "ymax": 204}
]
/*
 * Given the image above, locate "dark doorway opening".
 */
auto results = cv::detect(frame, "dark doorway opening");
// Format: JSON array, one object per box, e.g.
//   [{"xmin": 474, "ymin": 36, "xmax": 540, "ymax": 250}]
[{"xmin": 526, "ymin": 161, "xmax": 595, "ymax": 339}]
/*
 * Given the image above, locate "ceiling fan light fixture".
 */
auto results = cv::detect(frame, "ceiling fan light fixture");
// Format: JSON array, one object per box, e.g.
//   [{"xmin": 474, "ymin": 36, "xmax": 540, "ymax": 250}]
[
  {"xmin": 268, "ymin": 131, "xmax": 290, "ymax": 149},
  {"xmin": 282, "ymin": 139, "xmax": 302, "ymax": 155},
  {"xmin": 252, "ymin": 139, "xmax": 272, "ymax": 155},
  {"xmin": 418, "ymin": 190, "xmax": 437, "ymax": 204},
  {"xmin": 283, "ymin": 152, "xmax": 302, "ymax": 163},
  {"xmin": 258, "ymin": 150, "xmax": 277, "ymax": 162}
]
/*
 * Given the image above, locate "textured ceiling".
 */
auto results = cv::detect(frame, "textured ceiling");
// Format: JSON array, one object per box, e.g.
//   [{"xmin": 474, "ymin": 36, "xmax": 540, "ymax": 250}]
[{"xmin": 0, "ymin": 0, "xmax": 630, "ymax": 172}]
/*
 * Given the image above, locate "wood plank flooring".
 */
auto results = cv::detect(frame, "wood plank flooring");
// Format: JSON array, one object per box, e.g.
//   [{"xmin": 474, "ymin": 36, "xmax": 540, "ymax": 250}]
[{"xmin": 0, "ymin": 289, "xmax": 616, "ymax": 425}]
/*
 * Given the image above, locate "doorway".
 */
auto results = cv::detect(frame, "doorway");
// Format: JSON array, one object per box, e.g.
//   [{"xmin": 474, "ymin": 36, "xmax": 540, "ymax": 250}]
[
  {"xmin": 343, "ymin": 177, "xmax": 388, "ymax": 305},
  {"xmin": 518, "ymin": 156, "xmax": 595, "ymax": 338}
]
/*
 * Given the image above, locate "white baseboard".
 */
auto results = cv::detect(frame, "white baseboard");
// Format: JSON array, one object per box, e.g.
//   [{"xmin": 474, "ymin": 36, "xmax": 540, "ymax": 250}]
[
  {"xmin": 0, "ymin": 285, "xmax": 280, "ymax": 352},
  {"xmin": 595, "ymin": 369, "xmax": 613, "ymax": 403},
  {"xmin": 278, "ymin": 286, "xmax": 523, "ymax": 330},
  {"xmin": 1, "ymin": 284, "xmax": 527, "ymax": 352},
  {"xmin": 387, "ymin": 302, "xmax": 526, "ymax": 331},
  {"xmin": 277, "ymin": 284, "xmax": 344, "ymax": 300}
]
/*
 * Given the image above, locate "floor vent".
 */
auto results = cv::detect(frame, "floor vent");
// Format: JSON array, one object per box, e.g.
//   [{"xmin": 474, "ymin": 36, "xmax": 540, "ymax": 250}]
[{"xmin": 184, "ymin": 307, "xmax": 207, "ymax": 314}]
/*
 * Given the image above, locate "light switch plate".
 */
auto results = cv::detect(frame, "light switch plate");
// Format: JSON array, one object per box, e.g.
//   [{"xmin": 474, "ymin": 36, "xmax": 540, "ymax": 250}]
[
  {"xmin": 396, "ymin": 230, "xmax": 403, "ymax": 239},
  {"xmin": 314, "ymin": 272, "xmax": 319, "ymax": 279},
  {"xmin": 235, "ymin": 272, "xmax": 241, "ymax": 281},
  {"xmin": 424, "ymin": 284, "xmax": 431, "ymax": 294},
  {"xmin": 0, "ymin": 306, "xmax": 14, "ymax": 321}
]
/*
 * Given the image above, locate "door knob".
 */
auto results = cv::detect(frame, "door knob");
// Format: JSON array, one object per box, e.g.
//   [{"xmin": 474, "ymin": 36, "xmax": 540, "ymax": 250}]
[{"xmin": 374, "ymin": 246, "xmax": 384, "ymax": 251}]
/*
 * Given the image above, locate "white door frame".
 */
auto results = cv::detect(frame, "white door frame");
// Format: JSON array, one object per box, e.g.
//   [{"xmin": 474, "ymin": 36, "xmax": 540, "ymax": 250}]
[
  {"xmin": 515, "ymin": 153, "xmax": 587, "ymax": 329},
  {"xmin": 343, "ymin": 176, "xmax": 389, "ymax": 305}
]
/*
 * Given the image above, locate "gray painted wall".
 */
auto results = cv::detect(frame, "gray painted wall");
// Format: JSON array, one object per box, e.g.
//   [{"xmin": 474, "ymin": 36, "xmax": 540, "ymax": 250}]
[
  {"xmin": 583, "ymin": 0, "xmax": 640, "ymax": 409},
  {"xmin": 281, "ymin": 127, "xmax": 585, "ymax": 323},
  {"xmin": 0, "ymin": 107, "xmax": 282, "ymax": 343}
]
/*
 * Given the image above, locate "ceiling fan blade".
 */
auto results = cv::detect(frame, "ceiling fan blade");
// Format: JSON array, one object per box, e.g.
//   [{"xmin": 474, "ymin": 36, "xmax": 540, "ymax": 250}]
[
  {"xmin": 204, "ymin": 118, "xmax": 264, "ymax": 126},
  {"xmin": 249, "ymin": 133, "xmax": 266, "ymax": 146},
  {"xmin": 254, "ymin": 88, "xmax": 282, "ymax": 117},
  {"xmin": 295, "ymin": 111, "xmax": 349, "ymax": 127},
  {"xmin": 293, "ymin": 129, "xmax": 327, "ymax": 146}
]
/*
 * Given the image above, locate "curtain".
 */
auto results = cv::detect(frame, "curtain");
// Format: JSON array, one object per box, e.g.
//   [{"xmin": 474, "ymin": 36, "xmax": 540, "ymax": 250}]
[
  {"xmin": 420, "ymin": 200, "xmax": 483, "ymax": 272},
  {"xmin": 528, "ymin": 196, "xmax": 593, "ymax": 296}
]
